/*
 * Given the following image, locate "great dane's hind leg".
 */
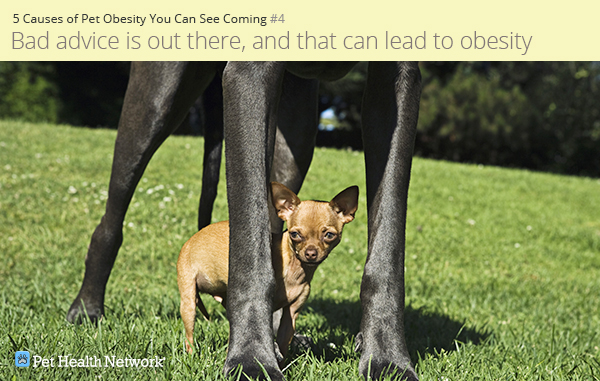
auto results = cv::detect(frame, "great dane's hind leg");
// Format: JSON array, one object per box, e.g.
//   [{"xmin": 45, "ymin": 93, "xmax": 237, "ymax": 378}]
[
  {"xmin": 198, "ymin": 74, "xmax": 224, "ymax": 230},
  {"xmin": 269, "ymin": 72, "xmax": 319, "ymax": 232},
  {"xmin": 222, "ymin": 62, "xmax": 286, "ymax": 381},
  {"xmin": 358, "ymin": 62, "xmax": 421, "ymax": 381},
  {"xmin": 67, "ymin": 62, "xmax": 217, "ymax": 323}
]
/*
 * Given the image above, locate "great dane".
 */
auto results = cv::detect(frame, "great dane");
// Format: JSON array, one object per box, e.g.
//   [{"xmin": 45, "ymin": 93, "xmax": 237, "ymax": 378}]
[{"xmin": 67, "ymin": 61, "xmax": 421, "ymax": 381}]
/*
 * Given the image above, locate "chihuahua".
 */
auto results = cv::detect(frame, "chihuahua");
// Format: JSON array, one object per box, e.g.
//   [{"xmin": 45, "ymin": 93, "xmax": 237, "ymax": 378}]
[{"xmin": 177, "ymin": 182, "xmax": 358, "ymax": 363}]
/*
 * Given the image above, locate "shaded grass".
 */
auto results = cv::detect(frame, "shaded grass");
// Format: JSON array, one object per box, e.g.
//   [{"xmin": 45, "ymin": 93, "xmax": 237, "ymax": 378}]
[{"xmin": 1, "ymin": 121, "xmax": 599, "ymax": 380}]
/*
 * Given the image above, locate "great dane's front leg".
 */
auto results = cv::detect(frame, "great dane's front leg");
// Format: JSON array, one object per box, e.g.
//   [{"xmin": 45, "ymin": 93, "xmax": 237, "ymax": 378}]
[
  {"xmin": 358, "ymin": 62, "xmax": 421, "ymax": 381},
  {"xmin": 223, "ymin": 62, "xmax": 286, "ymax": 380},
  {"xmin": 67, "ymin": 62, "xmax": 216, "ymax": 323}
]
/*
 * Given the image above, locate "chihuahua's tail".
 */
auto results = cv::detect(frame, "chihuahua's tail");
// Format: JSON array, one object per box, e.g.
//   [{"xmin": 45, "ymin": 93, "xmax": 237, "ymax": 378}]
[{"xmin": 196, "ymin": 289, "xmax": 211, "ymax": 321}]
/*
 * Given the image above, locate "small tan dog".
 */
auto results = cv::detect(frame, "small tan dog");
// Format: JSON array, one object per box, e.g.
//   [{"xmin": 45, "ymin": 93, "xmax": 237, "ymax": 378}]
[{"xmin": 177, "ymin": 182, "xmax": 358, "ymax": 362}]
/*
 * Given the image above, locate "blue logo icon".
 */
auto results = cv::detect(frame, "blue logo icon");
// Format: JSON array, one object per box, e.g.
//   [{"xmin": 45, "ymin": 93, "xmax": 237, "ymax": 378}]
[{"xmin": 15, "ymin": 351, "xmax": 30, "ymax": 367}]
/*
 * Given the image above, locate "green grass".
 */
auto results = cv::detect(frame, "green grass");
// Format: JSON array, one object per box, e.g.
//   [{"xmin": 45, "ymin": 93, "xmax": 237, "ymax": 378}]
[{"xmin": 1, "ymin": 121, "xmax": 599, "ymax": 380}]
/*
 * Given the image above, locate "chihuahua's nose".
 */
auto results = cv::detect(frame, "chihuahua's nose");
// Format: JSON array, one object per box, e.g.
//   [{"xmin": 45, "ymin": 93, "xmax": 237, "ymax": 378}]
[{"xmin": 305, "ymin": 247, "xmax": 318, "ymax": 261}]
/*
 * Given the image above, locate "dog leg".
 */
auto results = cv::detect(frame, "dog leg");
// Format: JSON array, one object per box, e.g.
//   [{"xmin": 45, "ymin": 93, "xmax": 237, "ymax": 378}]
[
  {"xmin": 196, "ymin": 292, "xmax": 211, "ymax": 321},
  {"xmin": 358, "ymin": 62, "xmax": 421, "ymax": 381},
  {"xmin": 67, "ymin": 62, "xmax": 218, "ymax": 323},
  {"xmin": 275, "ymin": 306, "xmax": 294, "ymax": 368},
  {"xmin": 269, "ymin": 72, "xmax": 319, "ymax": 233},
  {"xmin": 179, "ymin": 281, "xmax": 198, "ymax": 353},
  {"xmin": 272, "ymin": 72, "xmax": 319, "ymax": 193},
  {"xmin": 198, "ymin": 74, "xmax": 224, "ymax": 230},
  {"xmin": 222, "ymin": 61, "xmax": 286, "ymax": 381},
  {"xmin": 272, "ymin": 308, "xmax": 283, "ymax": 337}
]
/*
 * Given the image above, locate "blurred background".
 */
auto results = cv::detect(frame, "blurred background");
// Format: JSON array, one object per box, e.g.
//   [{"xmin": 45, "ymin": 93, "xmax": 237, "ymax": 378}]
[{"xmin": 1, "ymin": 61, "xmax": 599, "ymax": 176}]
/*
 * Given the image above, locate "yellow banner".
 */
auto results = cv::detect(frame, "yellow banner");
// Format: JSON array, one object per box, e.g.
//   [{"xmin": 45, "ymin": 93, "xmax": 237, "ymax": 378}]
[{"xmin": 3, "ymin": 0, "xmax": 599, "ymax": 60}]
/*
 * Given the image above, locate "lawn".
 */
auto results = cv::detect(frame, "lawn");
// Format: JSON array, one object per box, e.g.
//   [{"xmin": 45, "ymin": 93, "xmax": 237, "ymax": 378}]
[{"xmin": 1, "ymin": 121, "xmax": 599, "ymax": 380}]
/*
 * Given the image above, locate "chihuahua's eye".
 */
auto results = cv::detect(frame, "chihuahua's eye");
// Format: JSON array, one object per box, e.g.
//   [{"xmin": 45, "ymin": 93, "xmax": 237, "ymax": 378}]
[
  {"xmin": 290, "ymin": 231, "xmax": 301, "ymax": 240},
  {"xmin": 324, "ymin": 232, "xmax": 336, "ymax": 240}
]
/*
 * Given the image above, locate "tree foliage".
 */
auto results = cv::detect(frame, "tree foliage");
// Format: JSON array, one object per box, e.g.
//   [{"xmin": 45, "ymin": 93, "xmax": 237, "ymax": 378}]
[
  {"xmin": 0, "ymin": 62, "xmax": 59, "ymax": 123},
  {"xmin": 417, "ymin": 62, "xmax": 600, "ymax": 176},
  {"xmin": 0, "ymin": 62, "xmax": 598, "ymax": 176}
]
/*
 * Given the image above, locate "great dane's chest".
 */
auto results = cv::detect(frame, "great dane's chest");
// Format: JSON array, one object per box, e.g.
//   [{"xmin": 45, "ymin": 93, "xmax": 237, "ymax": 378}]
[{"xmin": 285, "ymin": 62, "xmax": 358, "ymax": 81}]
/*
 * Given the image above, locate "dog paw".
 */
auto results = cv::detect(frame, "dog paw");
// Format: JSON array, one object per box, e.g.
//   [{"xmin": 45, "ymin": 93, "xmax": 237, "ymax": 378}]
[
  {"xmin": 66, "ymin": 299, "xmax": 103, "ymax": 324},
  {"xmin": 291, "ymin": 333, "xmax": 313, "ymax": 352},
  {"xmin": 225, "ymin": 358, "xmax": 285, "ymax": 381},
  {"xmin": 359, "ymin": 358, "xmax": 418, "ymax": 381}
]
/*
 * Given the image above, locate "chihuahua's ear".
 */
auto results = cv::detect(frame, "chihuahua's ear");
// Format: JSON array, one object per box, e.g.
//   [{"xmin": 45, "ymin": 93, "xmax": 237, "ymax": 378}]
[
  {"xmin": 330, "ymin": 186, "xmax": 359, "ymax": 224},
  {"xmin": 271, "ymin": 182, "xmax": 301, "ymax": 221}
]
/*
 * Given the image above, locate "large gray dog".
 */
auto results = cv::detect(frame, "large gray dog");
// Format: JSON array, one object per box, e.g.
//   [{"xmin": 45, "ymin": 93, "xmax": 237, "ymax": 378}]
[{"xmin": 67, "ymin": 62, "xmax": 421, "ymax": 381}]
